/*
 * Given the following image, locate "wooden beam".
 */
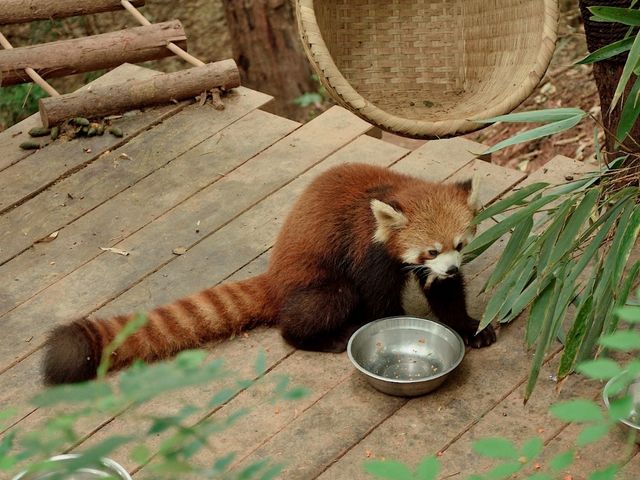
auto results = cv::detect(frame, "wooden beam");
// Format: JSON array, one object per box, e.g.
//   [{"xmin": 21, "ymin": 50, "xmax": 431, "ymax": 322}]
[
  {"xmin": 39, "ymin": 60, "xmax": 241, "ymax": 127},
  {"xmin": 0, "ymin": 0, "xmax": 145, "ymax": 25},
  {"xmin": 0, "ymin": 20, "xmax": 186, "ymax": 86}
]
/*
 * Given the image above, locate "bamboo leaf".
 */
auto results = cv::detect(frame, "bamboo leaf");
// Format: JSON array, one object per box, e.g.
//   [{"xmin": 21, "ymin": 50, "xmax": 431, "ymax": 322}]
[
  {"xmin": 521, "ymin": 437, "xmax": 543, "ymax": 461},
  {"xmin": 526, "ymin": 279, "xmax": 557, "ymax": 347},
  {"xmin": 608, "ymin": 261, "xmax": 640, "ymax": 333},
  {"xmin": 472, "ymin": 182, "xmax": 549, "ymax": 225},
  {"xmin": 577, "ymin": 36, "xmax": 634, "ymax": 64},
  {"xmin": 477, "ymin": 108, "xmax": 587, "ymax": 124},
  {"xmin": 549, "ymin": 189, "xmax": 600, "ymax": 265},
  {"xmin": 482, "ymin": 115, "xmax": 586, "ymax": 154},
  {"xmin": 536, "ymin": 199, "xmax": 574, "ymax": 275},
  {"xmin": 589, "ymin": 6, "xmax": 640, "ymax": 25},
  {"xmin": 549, "ymin": 450, "xmax": 575, "ymax": 471},
  {"xmin": 617, "ymin": 76, "xmax": 640, "ymax": 142},
  {"xmin": 466, "ymin": 194, "xmax": 560, "ymax": 256},
  {"xmin": 497, "ymin": 256, "xmax": 537, "ymax": 323},
  {"xmin": 483, "ymin": 216, "xmax": 533, "ymax": 292},
  {"xmin": 610, "ymin": 30, "xmax": 640, "ymax": 109},
  {"xmin": 525, "ymin": 276, "xmax": 562, "ymax": 402}
]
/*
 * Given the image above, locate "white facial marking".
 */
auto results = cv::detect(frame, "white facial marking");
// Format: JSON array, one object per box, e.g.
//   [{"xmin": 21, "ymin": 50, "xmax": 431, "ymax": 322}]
[
  {"xmin": 401, "ymin": 247, "xmax": 422, "ymax": 265},
  {"xmin": 434, "ymin": 242, "xmax": 443, "ymax": 252},
  {"xmin": 424, "ymin": 251, "xmax": 461, "ymax": 277}
]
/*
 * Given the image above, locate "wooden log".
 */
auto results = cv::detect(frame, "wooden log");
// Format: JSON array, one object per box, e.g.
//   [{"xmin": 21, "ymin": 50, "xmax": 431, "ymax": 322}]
[
  {"xmin": 0, "ymin": 0, "xmax": 145, "ymax": 25},
  {"xmin": 39, "ymin": 60, "xmax": 241, "ymax": 127},
  {"xmin": 0, "ymin": 20, "xmax": 186, "ymax": 86}
]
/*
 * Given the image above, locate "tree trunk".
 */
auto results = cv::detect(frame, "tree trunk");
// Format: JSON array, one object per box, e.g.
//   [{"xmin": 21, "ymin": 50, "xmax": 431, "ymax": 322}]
[
  {"xmin": 580, "ymin": 0, "xmax": 640, "ymax": 156},
  {"xmin": 222, "ymin": 0, "xmax": 316, "ymax": 120}
]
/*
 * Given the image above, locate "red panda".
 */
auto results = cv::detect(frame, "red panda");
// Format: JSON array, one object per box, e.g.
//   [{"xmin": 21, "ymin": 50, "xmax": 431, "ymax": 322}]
[{"xmin": 43, "ymin": 163, "xmax": 496, "ymax": 385}]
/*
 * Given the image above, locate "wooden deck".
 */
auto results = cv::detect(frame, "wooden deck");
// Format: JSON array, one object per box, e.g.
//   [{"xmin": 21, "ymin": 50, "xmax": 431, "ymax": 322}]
[{"xmin": 1, "ymin": 64, "xmax": 638, "ymax": 479}]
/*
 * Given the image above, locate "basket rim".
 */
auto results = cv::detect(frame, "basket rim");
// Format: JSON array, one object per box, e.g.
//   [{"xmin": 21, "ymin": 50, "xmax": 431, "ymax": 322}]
[{"xmin": 296, "ymin": 0, "xmax": 559, "ymax": 139}]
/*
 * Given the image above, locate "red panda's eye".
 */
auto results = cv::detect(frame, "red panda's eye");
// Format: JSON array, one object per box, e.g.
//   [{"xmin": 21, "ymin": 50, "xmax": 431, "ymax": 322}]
[
  {"xmin": 455, "ymin": 243, "xmax": 463, "ymax": 252},
  {"xmin": 428, "ymin": 249, "xmax": 439, "ymax": 257}
]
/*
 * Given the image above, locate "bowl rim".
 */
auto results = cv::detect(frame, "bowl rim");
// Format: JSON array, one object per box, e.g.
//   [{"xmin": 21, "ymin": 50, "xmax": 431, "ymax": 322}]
[
  {"xmin": 347, "ymin": 316, "xmax": 465, "ymax": 385},
  {"xmin": 603, "ymin": 370, "xmax": 640, "ymax": 431}
]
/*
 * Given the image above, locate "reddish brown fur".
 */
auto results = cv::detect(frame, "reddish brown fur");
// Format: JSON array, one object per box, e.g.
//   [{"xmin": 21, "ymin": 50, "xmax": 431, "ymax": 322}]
[{"xmin": 43, "ymin": 163, "xmax": 487, "ymax": 385}]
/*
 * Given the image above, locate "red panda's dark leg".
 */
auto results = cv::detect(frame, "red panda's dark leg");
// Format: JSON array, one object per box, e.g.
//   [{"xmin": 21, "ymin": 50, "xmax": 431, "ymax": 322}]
[
  {"xmin": 421, "ymin": 273, "xmax": 496, "ymax": 348},
  {"xmin": 279, "ymin": 281, "xmax": 360, "ymax": 353}
]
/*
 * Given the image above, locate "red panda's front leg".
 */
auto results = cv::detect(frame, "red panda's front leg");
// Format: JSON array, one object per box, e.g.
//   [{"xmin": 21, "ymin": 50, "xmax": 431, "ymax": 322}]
[{"xmin": 420, "ymin": 273, "xmax": 496, "ymax": 348}]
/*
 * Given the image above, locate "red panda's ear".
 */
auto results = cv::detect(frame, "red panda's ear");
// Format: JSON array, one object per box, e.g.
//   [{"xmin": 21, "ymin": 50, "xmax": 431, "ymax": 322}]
[
  {"xmin": 371, "ymin": 199, "xmax": 407, "ymax": 242},
  {"xmin": 456, "ymin": 176, "xmax": 481, "ymax": 211}
]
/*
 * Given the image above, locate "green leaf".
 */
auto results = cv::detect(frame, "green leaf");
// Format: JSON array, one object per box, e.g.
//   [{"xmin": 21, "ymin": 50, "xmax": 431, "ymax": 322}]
[
  {"xmin": 208, "ymin": 387, "xmax": 238, "ymax": 408},
  {"xmin": 587, "ymin": 464, "xmax": 619, "ymax": 480},
  {"xmin": 363, "ymin": 460, "xmax": 413, "ymax": 480},
  {"xmin": 293, "ymin": 92, "xmax": 323, "ymax": 107},
  {"xmin": 68, "ymin": 436, "xmax": 133, "ymax": 471},
  {"xmin": 259, "ymin": 464, "xmax": 284, "ymax": 480},
  {"xmin": 211, "ymin": 453, "xmax": 236, "ymax": 473},
  {"xmin": 496, "ymin": 256, "xmax": 537, "ymax": 324},
  {"xmin": 617, "ymin": 75, "xmax": 640, "ymax": 142},
  {"xmin": 599, "ymin": 330, "xmax": 640, "ymax": 351},
  {"xmin": 549, "ymin": 450, "xmax": 574, "ymax": 471},
  {"xmin": 610, "ymin": 30, "xmax": 640, "ymax": 109},
  {"xmin": 608, "ymin": 261, "xmax": 640, "ymax": 333},
  {"xmin": 483, "ymin": 216, "xmax": 533, "ymax": 292},
  {"xmin": 130, "ymin": 444, "xmax": 150, "ymax": 464},
  {"xmin": 282, "ymin": 387, "xmax": 309, "ymax": 401},
  {"xmin": 477, "ymin": 108, "xmax": 587, "ymax": 124},
  {"xmin": 255, "ymin": 350, "xmax": 267, "ymax": 375},
  {"xmin": 482, "ymin": 115, "xmax": 586, "ymax": 154},
  {"xmin": 609, "ymin": 394, "xmax": 634, "ymax": 421},
  {"xmin": 520, "ymin": 437, "xmax": 543, "ymax": 461},
  {"xmin": 589, "ymin": 6, "xmax": 640, "ymax": 25},
  {"xmin": 527, "ymin": 474, "xmax": 552, "ymax": 480},
  {"xmin": 557, "ymin": 294, "xmax": 595, "ymax": 379},
  {"xmin": 550, "ymin": 399, "xmax": 604, "ymax": 422},
  {"xmin": 415, "ymin": 456, "xmax": 441, "ymax": 480},
  {"xmin": 576, "ymin": 358, "xmax": 622, "ymax": 380},
  {"xmin": 471, "ymin": 182, "xmax": 549, "ymax": 225},
  {"xmin": 617, "ymin": 304, "xmax": 640, "ymax": 323},
  {"xmin": 466, "ymin": 194, "xmax": 560, "ymax": 256},
  {"xmin": 577, "ymin": 423, "xmax": 611, "ymax": 447},
  {"xmin": 237, "ymin": 459, "xmax": 270, "ymax": 480},
  {"xmin": 485, "ymin": 461, "xmax": 522, "ymax": 480},
  {"xmin": 472, "ymin": 437, "xmax": 519, "ymax": 460},
  {"xmin": 32, "ymin": 381, "xmax": 113, "ymax": 408},
  {"xmin": 536, "ymin": 198, "xmax": 574, "ymax": 276},
  {"xmin": 578, "ymin": 36, "xmax": 634, "ymax": 64}
]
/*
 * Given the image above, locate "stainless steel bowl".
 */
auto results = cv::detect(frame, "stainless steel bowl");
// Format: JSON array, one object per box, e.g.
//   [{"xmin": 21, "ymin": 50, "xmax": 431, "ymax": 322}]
[
  {"xmin": 12, "ymin": 454, "xmax": 132, "ymax": 480},
  {"xmin": 603, "ymin": 371, "xmax": 640, "ymax": 444},
  {"xmin": 347, "ymin": 316, "xmax": 465, "ymax": 397}
]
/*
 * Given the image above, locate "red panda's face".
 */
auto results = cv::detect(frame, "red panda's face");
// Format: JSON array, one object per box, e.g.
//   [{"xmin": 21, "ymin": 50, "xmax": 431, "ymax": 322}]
[{"xmin": 371, "ymin": 178, "xmax": 480, "ymax": 279}]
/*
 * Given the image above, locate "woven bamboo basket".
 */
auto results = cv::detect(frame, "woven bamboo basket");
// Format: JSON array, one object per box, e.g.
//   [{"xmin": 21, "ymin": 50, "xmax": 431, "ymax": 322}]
[{"xmin": 296, "ymin": 0, "xmax": 558, "ymax": 139}]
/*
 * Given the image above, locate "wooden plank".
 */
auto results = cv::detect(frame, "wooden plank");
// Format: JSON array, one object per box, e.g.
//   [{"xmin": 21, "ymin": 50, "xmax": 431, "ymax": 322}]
[
  {"xmin": 618, "ymin": 450, "xmax": 640, "ymax": 479},
  {"xmin": 0, "ymin": 106, "xmax": 372, "ymax": 371},
  {"xmin": 0, "ymin": 87, "xmax": 272, "ymax": 267},
  {"xmin": 392, "ymin": 137, "xmax": 487, "ymax": 180},
  {"xmin": 0, "ymin": 101, "xmax": 185, "ymax": 216},
  {"xmin": 317, "ymin": 155, "xmax": 591, "ymax": 479},
  {"xmin": 0, "ymin": 109, "xmax": 299, "ymax": 319},
  {"xmin": 68, "ymin": 135, "xmax": 410, "ymax": 472},
  {"xmin": 0, "ymin": 135, "xmax": 409, "ymax": 471},
  {"xmin": 0, "ymin": 64, "xmax": 162, "ymax": 173},
  {"xmin": 434, "ymin": 358, "xmax": 602, "ymax": 479}
]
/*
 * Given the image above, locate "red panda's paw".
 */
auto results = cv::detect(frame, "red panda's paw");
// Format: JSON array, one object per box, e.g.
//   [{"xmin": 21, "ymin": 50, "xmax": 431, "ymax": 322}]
[{"xmin": 464, "ymin": 322, "xmax": 496, "ymax": 349}]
